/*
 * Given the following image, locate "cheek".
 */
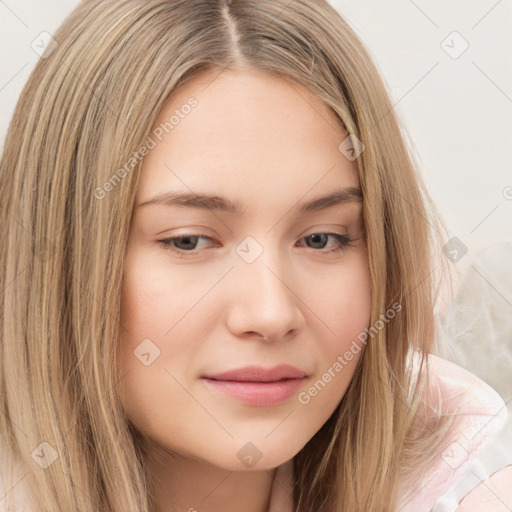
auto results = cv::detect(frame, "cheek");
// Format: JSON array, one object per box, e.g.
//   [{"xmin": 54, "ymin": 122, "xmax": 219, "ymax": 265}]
[
  {"xmin": 316, "ymin": 249, "xmax": 372, "ymax": 345},
  {"xmin": 116, "ymin": 245, "xmax": 211, "ymax": 429},
  {"xmin": 301, "ymin": 252, "xmax": 371, "ymax": 400},
  {"xmin": 116, "ymin": 253, "xmax": 171, "ymax": 415},
  {"xmin": 119, "ymin": 247, "xmax": 187, "ymax": 341}
]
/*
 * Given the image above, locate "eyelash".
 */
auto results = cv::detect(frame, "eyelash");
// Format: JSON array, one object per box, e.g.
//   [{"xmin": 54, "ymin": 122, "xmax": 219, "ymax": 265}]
[{"xmin": 156, "ymin": 232, "xmax": 356, "ymax": 258}]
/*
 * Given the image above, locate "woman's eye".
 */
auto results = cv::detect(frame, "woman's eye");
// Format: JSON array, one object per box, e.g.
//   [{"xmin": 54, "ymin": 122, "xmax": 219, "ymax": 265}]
[
  {"xmin": 157, "ymin": 234, "xmax": 213, "ymax": 257},
  {"xmin": 299, "ymin": 233, "xmax": 355, "ymax": 253},
  {"xmin": 156, "ymin": 232, "xmax": 356, "ymax": 258}
]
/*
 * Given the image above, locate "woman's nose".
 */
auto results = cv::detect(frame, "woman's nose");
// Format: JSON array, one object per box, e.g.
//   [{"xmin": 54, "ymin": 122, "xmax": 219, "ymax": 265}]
[{"xmin": 225, "ymin": 239, "xmax": 305, "ymax": 342}]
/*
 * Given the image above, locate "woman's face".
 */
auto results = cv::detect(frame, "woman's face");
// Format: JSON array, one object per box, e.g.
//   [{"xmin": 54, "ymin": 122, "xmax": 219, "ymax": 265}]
[{"xmin": 117, "ymin": 67, "xmax": 371, "ymax": 471}]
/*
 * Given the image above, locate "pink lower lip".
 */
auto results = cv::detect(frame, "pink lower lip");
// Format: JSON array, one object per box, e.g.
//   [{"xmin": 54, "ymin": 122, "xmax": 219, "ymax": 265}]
[{"xmin": 202, "ymin": 377, "xmax": 304, "ymax": 406}]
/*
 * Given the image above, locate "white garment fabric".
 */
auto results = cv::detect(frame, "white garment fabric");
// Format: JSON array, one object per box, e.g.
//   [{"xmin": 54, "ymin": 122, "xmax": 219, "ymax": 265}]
[{"xmin": 432, "ymin": 242, "xmax": 512, "ymax": 511}]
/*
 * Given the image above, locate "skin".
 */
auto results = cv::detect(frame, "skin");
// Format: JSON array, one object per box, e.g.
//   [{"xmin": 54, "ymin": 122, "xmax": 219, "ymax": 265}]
[{"xmin": 116, "ymin": 66, "xmax": 371, "ymax": 512}]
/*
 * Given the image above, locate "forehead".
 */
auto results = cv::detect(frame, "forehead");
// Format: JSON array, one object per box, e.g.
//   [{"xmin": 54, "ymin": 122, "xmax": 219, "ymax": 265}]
[{"xmin": 136, "ymin": 68, "xmax": 359, "ymax": 205}]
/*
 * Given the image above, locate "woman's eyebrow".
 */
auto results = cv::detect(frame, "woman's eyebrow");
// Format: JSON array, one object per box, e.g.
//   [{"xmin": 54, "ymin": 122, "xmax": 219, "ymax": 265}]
[{"xmin": 136, "ymin": 187, "xmax": 363, "ymax": 216}]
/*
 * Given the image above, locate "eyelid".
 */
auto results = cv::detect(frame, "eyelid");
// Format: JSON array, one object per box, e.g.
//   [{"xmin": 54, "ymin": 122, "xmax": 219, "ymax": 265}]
[
  {"xmin": 158, "ymin": 224, "xmax": 350, "ymax": 242},
  {"xmin": 301, "ymin": 224, "xmax": 350, "ymax": 236},
  {"xmin": 156, "ymin": 227, "xmax": 358, "ymax": 258}
]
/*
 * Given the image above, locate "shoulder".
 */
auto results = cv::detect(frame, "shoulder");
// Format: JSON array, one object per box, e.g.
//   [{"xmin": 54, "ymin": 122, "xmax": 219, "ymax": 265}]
[
  {"xmin": 456, "ymin": 464, "xmax": 512, "ymax": 510},
  {"xmin": 397, "ymin": 353, "xmax": 508, "ymax": 512}
]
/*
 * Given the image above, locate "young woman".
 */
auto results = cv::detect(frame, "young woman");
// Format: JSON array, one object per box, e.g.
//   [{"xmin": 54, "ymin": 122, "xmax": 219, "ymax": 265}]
[{"xmin": 0, "ymin": 1, "xmax": 507, "ymax": 511}]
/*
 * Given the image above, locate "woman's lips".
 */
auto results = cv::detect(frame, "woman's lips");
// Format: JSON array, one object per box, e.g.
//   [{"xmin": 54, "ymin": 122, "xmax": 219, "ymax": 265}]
[
  {"xmin": 203, "ymin": 364, "xmax": 307, "ymax": 382},
  {"xmin": 201, "ymin": 377, "xmax": 305, "ymax": 406}
]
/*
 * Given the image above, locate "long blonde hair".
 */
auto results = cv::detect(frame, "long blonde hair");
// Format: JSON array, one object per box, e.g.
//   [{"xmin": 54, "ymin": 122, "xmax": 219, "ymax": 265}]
[{"xmin": 0, "ymin": 0, "xmax": 454, "ymax": 510}]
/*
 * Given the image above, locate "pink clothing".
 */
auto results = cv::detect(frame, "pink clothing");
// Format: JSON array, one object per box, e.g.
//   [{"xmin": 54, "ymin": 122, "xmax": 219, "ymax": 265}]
[
  {"xmin": 396, "ymin": 354, "xmax": 508, "ymax": 511},
  {"xmin": 457, "ymin": 465, "xmax": 512, "ymax": 511},
  {"xmin": 1, "ymin": 354, "xmax": 508, "ymax": 511},
  {"xmin": 268, "ymin": 354, "xmax": 509, "ymax": 512}
]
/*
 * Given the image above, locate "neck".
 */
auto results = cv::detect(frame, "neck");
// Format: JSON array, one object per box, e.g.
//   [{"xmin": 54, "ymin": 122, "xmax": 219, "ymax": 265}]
[{"xmin": 143, "ymin": 443, "xmax": 294, "ymax": 512}]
